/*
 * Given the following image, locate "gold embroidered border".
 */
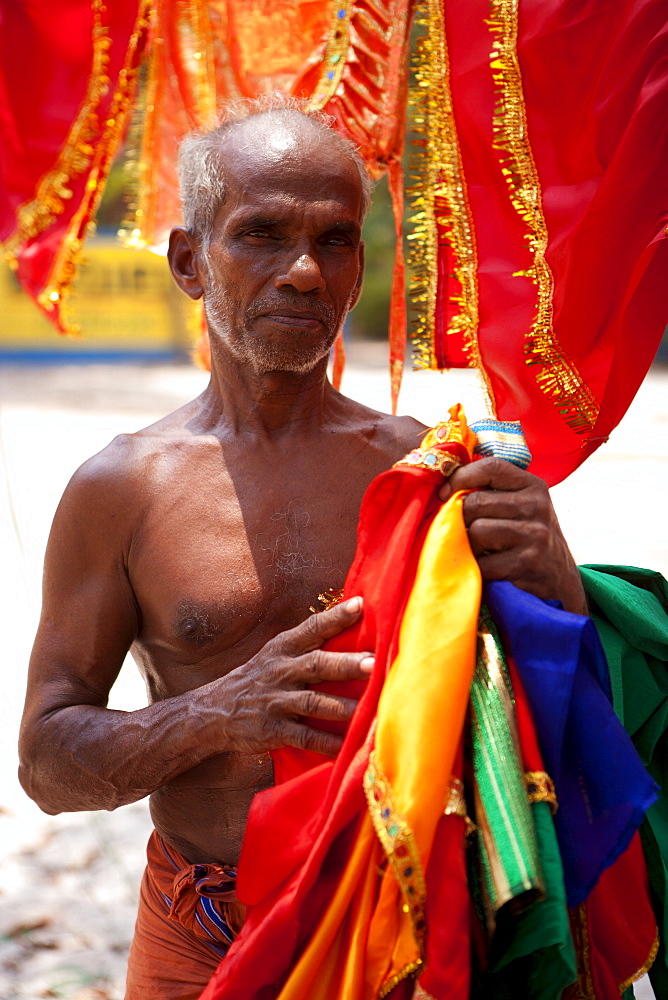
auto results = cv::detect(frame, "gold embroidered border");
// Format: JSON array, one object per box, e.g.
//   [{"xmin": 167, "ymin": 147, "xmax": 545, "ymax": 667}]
[
  {"xmin": 36, "ymin": 1, "xmax": 152, "ymax": 329},
  {"xmin": 393, "ymin": 446, "xmax": 461, "ymax": 476},
  {"xmin": 487, "ymin": 1, "xmax": 599, "ymax": 435},
  {"xmin": 364, "ymin": 750, "xmax": 426, "ymax": 987},
  {"xmin": 407, "ymin": 1, "xmax": 495, "ymax": 416},
  {"xmin": 379, "ymin": 960, "xmax": 423, "ymax": 999},
  {"xmin": 4, "ymin": 0, "xmax": 111, "ymax": 262},
  {"xmin": 307, "ymin": 0, "xmax": 353, "ymax": 110}
]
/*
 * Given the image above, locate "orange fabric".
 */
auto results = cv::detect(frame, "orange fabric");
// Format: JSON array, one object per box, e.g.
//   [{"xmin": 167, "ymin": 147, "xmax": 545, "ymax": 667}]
[{"xmin": 125, "ymin": 831, "xmax": 245, "ymax": 1000}]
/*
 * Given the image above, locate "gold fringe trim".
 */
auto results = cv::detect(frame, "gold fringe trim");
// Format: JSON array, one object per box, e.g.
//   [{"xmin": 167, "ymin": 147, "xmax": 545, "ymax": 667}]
[
  {"xmin": 617, "ymin": 932, "xmax": 660, "ymax": 993},
  {"xmin": 122, "ymin": 0, "xmax": 218, "ymax": 249},
  {"xmin": 487, "ymin": 1, "xmax": 599, "ymax": 435},
  {"xmin": 364, "ymin": 751, "xmax": 427, "ymax": 951},
  {"xmin": 407, "ymin": 1, "xmax": 495, "ymax": 415},
  {"xmin": 119, "ymin": 4, "xmax": 162, "ymax": 250},
  {"xmin": 307, "ymin": 0, "xmax": 354, "ymax": 110},
  {"xmin": 36, "ymin": 0, "xmax": 151, "ymax": 331}
]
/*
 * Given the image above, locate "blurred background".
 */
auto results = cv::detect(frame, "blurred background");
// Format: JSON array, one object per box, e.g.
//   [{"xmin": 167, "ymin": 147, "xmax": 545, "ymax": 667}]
[{"xmin": 0, "ymin": 172, "xmax": 665, "ymax": 998}]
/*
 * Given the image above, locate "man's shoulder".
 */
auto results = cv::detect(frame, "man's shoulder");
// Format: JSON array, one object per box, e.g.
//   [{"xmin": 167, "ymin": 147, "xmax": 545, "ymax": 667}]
[
  {"xmin": 371, "ymin": 412, "xmax": 428, "ymax": 463},
  {"xmin": 334, "ymin": 393, "xmax": 428, "ymax": 469},
  {"xmin": 62, "ymin": 401, "xmax": 204, "ymax": 511}
]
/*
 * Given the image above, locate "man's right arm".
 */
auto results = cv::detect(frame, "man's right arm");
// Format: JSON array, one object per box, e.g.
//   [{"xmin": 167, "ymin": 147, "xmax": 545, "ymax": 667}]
[{"xmin": 19, "ymin": 449, "xmax": 371, "ymax": 815}]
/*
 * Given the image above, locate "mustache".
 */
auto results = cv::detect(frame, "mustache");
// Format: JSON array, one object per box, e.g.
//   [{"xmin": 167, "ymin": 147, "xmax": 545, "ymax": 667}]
[{"xmin": 245, "ymin": 296, "xmax": 335, "ymax": 326}]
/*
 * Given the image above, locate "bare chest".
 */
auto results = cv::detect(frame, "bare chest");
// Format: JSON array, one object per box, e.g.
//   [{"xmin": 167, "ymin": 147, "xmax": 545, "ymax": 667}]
[{"xmin": 128, "ymin": 474, "xmax": 361, "ymax": 694}]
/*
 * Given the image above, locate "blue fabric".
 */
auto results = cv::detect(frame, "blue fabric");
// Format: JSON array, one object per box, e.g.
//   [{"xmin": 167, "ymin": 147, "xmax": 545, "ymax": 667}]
[{"xmin": 485, "ymin": 580, "xmax": 658, "ymax": 907}]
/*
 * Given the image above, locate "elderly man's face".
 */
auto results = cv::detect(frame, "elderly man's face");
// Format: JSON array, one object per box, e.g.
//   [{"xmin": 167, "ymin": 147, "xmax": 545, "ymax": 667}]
[{"xmin": 199, "ymin": 122, "xmax": 365, "ymax": 374}]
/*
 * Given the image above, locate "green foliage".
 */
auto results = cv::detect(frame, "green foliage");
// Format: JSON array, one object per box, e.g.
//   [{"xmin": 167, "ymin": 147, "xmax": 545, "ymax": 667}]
[{"xmin": 349, "ymin": 175, "xmax": 395, "ymax": 341}]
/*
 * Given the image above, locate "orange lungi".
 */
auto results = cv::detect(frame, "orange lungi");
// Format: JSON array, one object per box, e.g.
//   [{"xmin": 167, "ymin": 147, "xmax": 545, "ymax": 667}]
[{"xmin": 125, "ymin": 830, "xmax": 246, "ymax": 999}]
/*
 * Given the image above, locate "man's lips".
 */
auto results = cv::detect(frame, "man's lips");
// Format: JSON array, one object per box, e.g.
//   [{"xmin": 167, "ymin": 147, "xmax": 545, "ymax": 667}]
[{"xmin": 256, "ymin": 310, "xmax": 326, "ymax": 329}]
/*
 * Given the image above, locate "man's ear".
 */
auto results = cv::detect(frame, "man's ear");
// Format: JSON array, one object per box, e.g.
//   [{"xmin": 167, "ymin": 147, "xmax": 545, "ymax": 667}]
[
  {"xmin": 348, "ymin": 240, "xmax": 365, "ymax": 311},
  {"xmin": 168, "ymin": 227, "xmax": 203, "ymax": 300}
]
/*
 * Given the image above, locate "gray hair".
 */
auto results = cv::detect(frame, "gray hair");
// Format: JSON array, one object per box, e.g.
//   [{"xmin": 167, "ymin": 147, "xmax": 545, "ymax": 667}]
[{"xmin": 178, "ymin": 94, "xmax": 374, "ymax": 248}]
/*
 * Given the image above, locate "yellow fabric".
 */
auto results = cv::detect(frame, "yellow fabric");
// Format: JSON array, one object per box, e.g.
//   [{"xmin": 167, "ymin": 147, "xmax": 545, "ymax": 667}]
[{"xmin": 277, "ymin": 480, "xmax": 482, "ymax": 999}]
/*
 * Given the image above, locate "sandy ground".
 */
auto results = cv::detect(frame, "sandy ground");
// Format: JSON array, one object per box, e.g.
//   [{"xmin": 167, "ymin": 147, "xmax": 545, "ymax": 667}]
[{"xmin": 0, "ymin": 346, "xmax": 664, "ymax": 999}]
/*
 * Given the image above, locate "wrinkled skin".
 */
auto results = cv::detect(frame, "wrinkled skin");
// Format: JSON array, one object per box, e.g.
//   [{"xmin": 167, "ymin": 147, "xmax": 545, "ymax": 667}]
[{"xmin": 19, "ymin": 111, "xmax": 586, "ymax": 869}]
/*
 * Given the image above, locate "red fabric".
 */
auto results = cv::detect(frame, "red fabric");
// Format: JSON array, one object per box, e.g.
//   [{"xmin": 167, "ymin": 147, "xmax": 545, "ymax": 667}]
[
  {"xmin": 0, "ymin": 0, "xmax": 144, "ymax": 330},
  {"xmin": 563, "ymin": 832, "xmax": 657, "ymax": 998},
  {"xmin": 201, "ymin": 446, "xmax": 471, "ymax": 1000},
  {"xmin": 439, "ymin": 0, "xmax": 668, "ymax": 485}
]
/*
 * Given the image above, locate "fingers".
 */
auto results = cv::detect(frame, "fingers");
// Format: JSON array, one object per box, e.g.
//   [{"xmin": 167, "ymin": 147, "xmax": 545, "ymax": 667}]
[
  {"xmin": 280, "ymin": 597, "xmax": 364, "ymax": 655},
  {"xmin": 286, "ymin": 648, "xmax": 375, "ymax": 686},
  {"xmin": 450, "ymin": 457, "xmax": 538, "ymax": 492},
  {"xmin": 439, "ymin": 457, "xmax": 541, "ymax": 502},
  {"xmin": 280, "ymin": 720, "xmax": 344, "ymax": 757},
  {"xmin": 282, "ymin": 688, "xmax": 359, "ymax": 723},
  {"xmin": 466, "ymin": 517, "xmax": 549, "ymax": 557}
]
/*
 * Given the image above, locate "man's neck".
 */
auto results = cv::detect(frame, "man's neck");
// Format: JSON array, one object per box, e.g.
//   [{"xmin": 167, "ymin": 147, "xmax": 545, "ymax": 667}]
[{"xmin": 197, "ymin": 348, "xmax": 339, "ymax": 440}]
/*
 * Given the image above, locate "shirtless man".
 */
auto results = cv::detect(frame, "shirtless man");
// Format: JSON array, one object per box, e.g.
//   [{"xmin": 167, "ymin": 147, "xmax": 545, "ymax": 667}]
[{"xmin": 19, "ymin": 103, "xmax": 586, "ymax": 998}]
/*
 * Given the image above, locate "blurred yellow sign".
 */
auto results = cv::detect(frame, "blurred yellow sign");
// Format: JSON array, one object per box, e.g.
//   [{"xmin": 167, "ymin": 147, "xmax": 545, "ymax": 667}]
[{"xmin": 0, "ymin": 239, "xmax": 199, "ymax": 360}]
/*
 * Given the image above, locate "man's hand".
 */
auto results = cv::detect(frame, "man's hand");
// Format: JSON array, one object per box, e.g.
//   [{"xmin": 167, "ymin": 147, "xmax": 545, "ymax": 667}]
[
  {"xmin": 217, "ymin": 597, "xmax": 373, "ymax": 757},
  {"xmin": 439, "ymin": 458, "xmax": 587, "ymax": 615}
]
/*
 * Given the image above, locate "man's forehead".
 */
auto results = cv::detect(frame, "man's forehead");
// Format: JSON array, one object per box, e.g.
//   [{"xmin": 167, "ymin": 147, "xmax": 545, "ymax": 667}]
[
  {"xmin": 213, "ymin": 120, "xmax": 363, "ymax": 222},
  {"xmin": 215, "ymin": 115, "xmax": 361, "ymax": 193}
]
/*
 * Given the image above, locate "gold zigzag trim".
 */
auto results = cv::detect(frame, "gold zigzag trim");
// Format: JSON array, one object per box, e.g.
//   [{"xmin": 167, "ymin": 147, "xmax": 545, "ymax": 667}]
[
  {"xmin": 487, "ymin": 0, "xmax": 599, "ymax": 435},
  {"xmin": 3, "ymin": 0, "xmax": 111, "ymax": 261},
  {"xmin": 37, "ymin": 0, "xmax": 152, "ymax": 331}
]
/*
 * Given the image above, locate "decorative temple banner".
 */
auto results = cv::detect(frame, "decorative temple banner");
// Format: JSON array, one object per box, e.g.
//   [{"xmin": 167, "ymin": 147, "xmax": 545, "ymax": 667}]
[{"xmin": 1, "ymin": 0, "xmax": 667, "ymax": 484}]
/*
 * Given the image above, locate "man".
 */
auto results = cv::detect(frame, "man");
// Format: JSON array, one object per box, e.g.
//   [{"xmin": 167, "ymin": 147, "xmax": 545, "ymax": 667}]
[{"xmin": 19, "ymin": 101, "xmax": 587, "ymax": 998}]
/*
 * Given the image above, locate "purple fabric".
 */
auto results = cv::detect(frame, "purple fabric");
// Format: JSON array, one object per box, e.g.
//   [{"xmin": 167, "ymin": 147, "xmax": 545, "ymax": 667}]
[{"xmin": 486, "ymin": 580, "xmax": 658, "ymax": 906}]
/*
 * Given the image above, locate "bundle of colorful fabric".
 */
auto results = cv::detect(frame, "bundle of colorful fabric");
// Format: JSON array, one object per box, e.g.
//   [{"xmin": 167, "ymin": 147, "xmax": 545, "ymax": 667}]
[{"xmin": 199, "ymin": 408, "xmax": 661, "ymax": 1000}]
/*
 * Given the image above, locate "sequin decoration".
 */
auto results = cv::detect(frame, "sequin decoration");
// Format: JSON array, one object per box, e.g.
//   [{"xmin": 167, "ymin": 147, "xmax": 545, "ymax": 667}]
[
  {"xmin": 308, "ymin": 587, "xmax": 345, "ymax": 614},
  {"xmin": 487, "ymin": 1, "xmax": 599, "ymax": 435},
  {"xmin": 364, "ymin": 751, "xmax": 427, "ymax": 955}
]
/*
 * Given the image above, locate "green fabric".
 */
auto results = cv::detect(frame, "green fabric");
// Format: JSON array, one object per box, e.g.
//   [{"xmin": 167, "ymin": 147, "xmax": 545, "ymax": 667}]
[
  {"xmin": 580, "ymin": 564, "xmax": 668, "ymax": 998},
  {"xmin": 482, "ymin": 801, "xmax": 577, "ymax": 999},
  {"xmin": 471, "ymin": 611, "xmax": 543, "ymax": 915}
]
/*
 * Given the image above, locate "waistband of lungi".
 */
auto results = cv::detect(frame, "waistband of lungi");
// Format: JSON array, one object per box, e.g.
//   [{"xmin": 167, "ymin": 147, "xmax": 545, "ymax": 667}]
[{"xmin": 147, "ymin": 830, "xmax": 246, "ymax": 953}]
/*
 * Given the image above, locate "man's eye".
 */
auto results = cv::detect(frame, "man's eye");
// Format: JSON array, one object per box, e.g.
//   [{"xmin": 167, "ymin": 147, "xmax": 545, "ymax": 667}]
[
  {"xmin": 325, "ymin": 236, "xmax": 351, "ymax": 247},
  {"xmin": 246, "ymin": 229, "xmax": 272, "ymax": 238}
]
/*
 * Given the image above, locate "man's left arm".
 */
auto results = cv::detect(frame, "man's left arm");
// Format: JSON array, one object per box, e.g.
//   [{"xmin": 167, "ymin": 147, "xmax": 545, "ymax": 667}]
[{"xmin": 440, "ymin": 457, "xmax": 588, "ymax": 615}]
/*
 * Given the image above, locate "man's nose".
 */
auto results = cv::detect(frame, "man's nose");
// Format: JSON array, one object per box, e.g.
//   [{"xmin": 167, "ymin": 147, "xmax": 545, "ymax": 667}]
[{"xmin": 275, "ymin": 253, "xmax": 326, "ymax": 293}]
